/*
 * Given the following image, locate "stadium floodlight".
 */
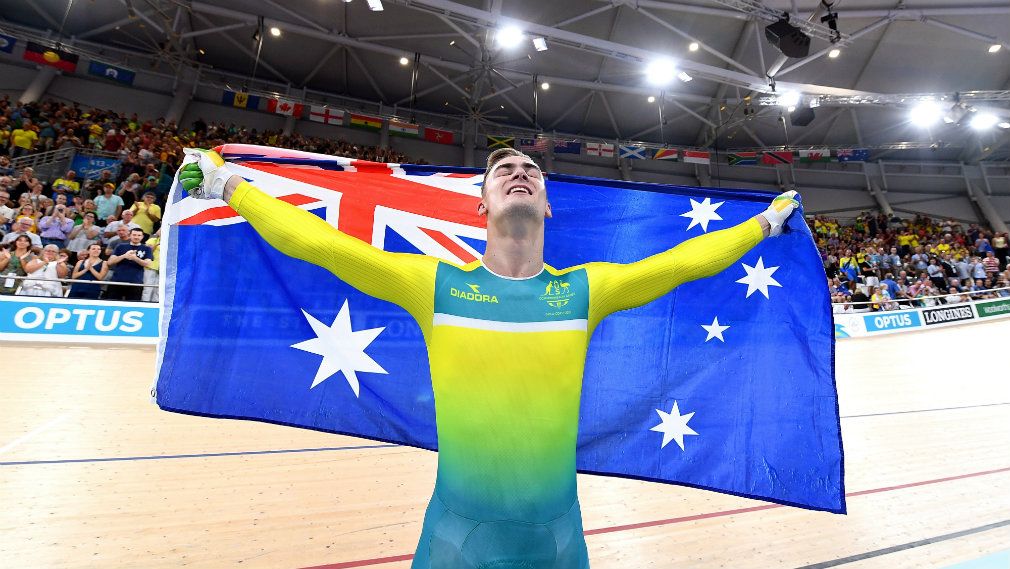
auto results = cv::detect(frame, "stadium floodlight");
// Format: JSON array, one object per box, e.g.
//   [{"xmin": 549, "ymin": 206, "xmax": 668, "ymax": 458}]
[
  {"xmin": 989, "ymin": 44, "xmax": 1002, "ymax": 54},
  {"xmin": 366, "ymin": 0, "xmax": 384, "ymax": 10},
  {"xmin": 399, "ymin": 56, "xmax": 409, "ymax": 65},
  {"xmin": 776, "ymin": 91, "xmax": 801, "ymax": 108},
  {"xmin": 269, "ymin": 27, "xmax": 281, "ymax": 37},
  {"xmin": 677, "ymin": 71, "xmax": 693, "ymax": 82},
  {"xmin": 909, "ymin": 101, "xmax": 943, "ymax": 127},
  {"xmin": 999, "ymin": 121, "xmax": 1010, "ymax": 129},
  {"xmin": 532, "ymin": 37, "xmax": 548, "ymax": 52},
  {"xmin": 969, "ymin": 112, "xmax": 999, "ymax": 130},
  {"xmin": 647, "ymin": 95, "xmax": 656, "ymax": 103},
  {"xmin": 645, "ymin": 58, "xmax": 677, "ymax": 86},
  {"xmin": 540, "ymin": 82, "xmax": 550, "ymax": 90},
  {"xmin": 828, "ymin": 48, "xmax": 840, "ymax": 59},
  {"xmin": 943, "ymin": 103, "xmax": 969, "ymax": 124},
  {"xmin": 496, "ymin": 26, "xmax": 525, "ymax": 49},
  {"xmin": 688, "ymin": 42, "xmax": 699, "ymax": 52}
]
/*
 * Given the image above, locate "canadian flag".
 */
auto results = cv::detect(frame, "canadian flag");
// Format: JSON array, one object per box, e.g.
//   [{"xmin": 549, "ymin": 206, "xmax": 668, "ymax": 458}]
[{"xmin": 267, "ymin": 98, "xmax": 305, "ymax": 117}]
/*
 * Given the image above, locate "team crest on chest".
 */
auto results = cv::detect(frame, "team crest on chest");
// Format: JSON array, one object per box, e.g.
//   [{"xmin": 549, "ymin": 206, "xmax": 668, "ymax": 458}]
[{"xmin": 539, "ymin": 279, "xmax": 575, "ymax": 308}]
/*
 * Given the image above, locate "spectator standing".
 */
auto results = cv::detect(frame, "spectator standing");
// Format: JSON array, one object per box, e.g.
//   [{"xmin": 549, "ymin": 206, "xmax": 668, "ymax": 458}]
[
  {"xmin": 106, "ymin": 227, "xmax": 152, "ymax": 302},
  {"xmin": 17, "ymin": 244, "xmax": 68, "ymax": 297},
  {"xmin": 1, "ymin": 217, "xmax": 43, "ymax": 248},
  {"xmin": 130, "ymin": 192, "xmax": 161, "ymax": 235},
  {"xmin": 992, "ymin": 232, "xmax": 1009, "ymax": 271},
  {"xmin": 37, "ymin": 204, "xmax": 74, "ymax": 247},
  {"xmin": 94, "ymin": 183, "xmax": 124, "ymax": 221},
  {"xmin": 143, "ymin": 230, "xmax": 160, "ymax": 302},
  {"xmin": 68, "ymin": 243, "xmax": 108, "ymax": 299},
  {"xmin": 0, "ymin": 187, "xmax": 14, "ymax": 231},
  {"xmin": 9, "ymin": 118, "xmax": 38, "ymax": 158},
  {"xmin": 0, "ymin": 234, "xmax": 36, "ymax": 294},
  {"xmin": 117, "ymin": 173, "xmax": 141, "ymax": 210},
  {"xmin": 982, "ymin": 251, "xmax": 1000, "ymax": 278},
  {"xmin": 51, "ymin": 171, "xmax": 81, "ymax": 198},
  {"xmin": 65, "ymin": 211, "xmax": 101, "ymax": 258}
]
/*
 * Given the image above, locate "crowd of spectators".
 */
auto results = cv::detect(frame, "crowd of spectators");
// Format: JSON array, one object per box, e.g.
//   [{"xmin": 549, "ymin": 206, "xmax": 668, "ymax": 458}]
[
  {"xmin": 0, "ymin": 95, "xmax": 418, "ymax": 301},
  {"xmin": 817, "ymin": 212, "xmax": 1010, "ymax": 313}
]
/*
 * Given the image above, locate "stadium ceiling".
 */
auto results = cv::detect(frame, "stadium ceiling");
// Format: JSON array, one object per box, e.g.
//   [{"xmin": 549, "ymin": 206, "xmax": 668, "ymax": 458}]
[{"xmin": 4, "ymin": 0, "xmax": 1010, "ymax": 162}]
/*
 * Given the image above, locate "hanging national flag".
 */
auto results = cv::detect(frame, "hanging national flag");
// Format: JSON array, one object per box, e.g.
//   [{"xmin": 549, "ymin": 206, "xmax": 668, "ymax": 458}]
[
  {"xmin": 797, "ymin": 149, "xmax": 831, "ymax": 163},
  {"xmin": 87, "ymin": 61, "xmax": 135, "ymax": 86},
  {"xmin": 23, "ymin": 41, "xmax": 78, "ymax": 73},
  {"xmin": 157, "ymin": 143, "xmax": 843, "ymax": 514},
  {"xmin": 0, "ymin": 33, "xmax": 16, "ymax": 54},
  {"xmin": 553, "ymin": 140, "xmax": 582, "ymax": 154},
  {"xmin": 835, "ymin": 149, "xmax": 870, "ymax": 162},
  {"xmin": 267, "ymin": 98, "xmax": 305, "ymax": 117},
  {"xmin": 761, "ymin": 151, "xmax": 793, "ymax": 165},
  {"xmin": 389, "ymin": 120, "xmax": 421, "ymax": 138},
  {"xmin": 424, "ymin": 127, "xmax": 455, "ymax": 145},
  {"xmin": 683, "ymin": 150, "xmax": 711, "ymax": 165},
  {"xmin": 585, "ymin": 142, "xmax": 615, "ymax": 158},
  {"xmin": 349, "ymin": 113, "xmax": 383, "ymax": 131},
  {"xmin": 487, "ymin": 136, "xmax": 514, "ymax": 149},
  {"xmin": 518, "ymin": 137, "xmax": 549, "ymax": 153},
  {"xmin": 653, "ymin": 148, "xmax": 679, "ymax": 161},
  {"xmin": 221, "ymin": 90, "xmax": 260, "ymax": 110},
  {"xmin": 728, "ymin": 152, "xmax": 759, "ymax": 166},
  {"xmin": 619, "ymin": 145, "xmax": 652, "ymax": 160},
  {"xmin": 309, "ymin": 106, "xmax": 344, "ymax": 125}
]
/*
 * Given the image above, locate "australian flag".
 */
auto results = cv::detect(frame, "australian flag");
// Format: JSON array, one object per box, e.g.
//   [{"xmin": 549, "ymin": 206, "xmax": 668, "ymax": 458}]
[{"xmin": 155, "ymin": 144, "xmax": 844, "ymax": 513}]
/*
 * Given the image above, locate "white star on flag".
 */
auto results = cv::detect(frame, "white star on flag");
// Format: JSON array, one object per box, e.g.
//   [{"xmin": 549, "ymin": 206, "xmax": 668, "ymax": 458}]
[
  {"xmin": 736, "ymin": 257, "xmax": 782, "ymax": 299},
  {"xmin": 680, "ymin": 197, "xmax": 724, "ymax": 232},
  {"xmin": 290, "ymin": 300, "xmax": 387, "ymax": 396},
  {"xmin": 701, "ymin": 316, "xmax": 730, "ymax": 342},
  {"xmin": 651, "ymin": 401, "xmax": 698, "ymax": 451}
]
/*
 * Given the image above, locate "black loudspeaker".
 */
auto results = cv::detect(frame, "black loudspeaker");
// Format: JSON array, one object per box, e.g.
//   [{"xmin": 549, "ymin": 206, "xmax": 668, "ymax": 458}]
[
  {"xmin": 765, "ymin": 19, "xmax": 811, "ymax": 58},
  {"xmin": 790, "ymin": 107, "xmax": 816, "ymax": 127}
]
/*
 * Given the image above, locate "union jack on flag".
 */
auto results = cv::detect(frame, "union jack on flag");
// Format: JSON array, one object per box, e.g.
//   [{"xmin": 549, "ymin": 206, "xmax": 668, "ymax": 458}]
[{"xmin": 167, "ymin": 144, "xmax": 487, "ymax": 265}]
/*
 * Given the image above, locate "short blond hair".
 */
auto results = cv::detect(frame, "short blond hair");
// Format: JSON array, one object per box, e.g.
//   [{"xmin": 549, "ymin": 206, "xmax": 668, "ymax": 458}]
[{"xmin": 482, "ymin": 147, "xmax": 539, "ymax": 195}]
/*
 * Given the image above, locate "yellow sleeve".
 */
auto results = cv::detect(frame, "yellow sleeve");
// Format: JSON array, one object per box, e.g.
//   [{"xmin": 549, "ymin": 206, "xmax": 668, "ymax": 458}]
[
  {"xmin": 229, "ymin": 181, "xmax": 437, "ymax": 331},
  {"xmin": 585, "ymin": 218, "xmax": 764, "ymax": 332}
]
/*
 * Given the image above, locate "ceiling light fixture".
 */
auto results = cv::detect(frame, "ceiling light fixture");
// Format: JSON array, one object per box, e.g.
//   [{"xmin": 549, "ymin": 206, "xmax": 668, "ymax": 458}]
[
  {"xmin": 399, "ymin": 56, "xmax": 409, "ymax": 65},
  {"xmin": 647, "ymin": 96, "xmax": 656, "ymax": 103},
  {"xmin": 532, "ymin": 37, "xmax": 548, "ymax": 52},
  {"xmin": 969, "ymin": 112, "xmax": 999, "ymax": 130},
  {"xmin": 269, "ymin": 27, "xmax": 281, "ymax": 37},
  {"xmin": 998, "ymin": 121, "xmax": 1010, "ymax": 129},
  {"xmin": 366, "ymin": 0, "xmax": 384, "ymax": 10},
  {"xmin": 645, "ymin": 58, "xmax": 677, "ymax": 86},
  {"xmin": 688, "ymin": 42, "xmax": 699, "ymax": 52},
  {"xmin": 540, "ymin": 82, "xmax": 550, "ymax": 90},
  {"xmin": 777, "ymin": 91, "xmax": 800, "ymax": 108},
  {"xmin": 909, "ymin": 101, "xmax": 943, "ymax": 127},
  {"xmin": 677, "ymin": 71, "xmax": 693, "ymax": 82},
  {"xmin": 496, "ymin": 26, "xmax": 524, "ymax": 49},
  {"xmin": 828, "ymin": 48, "xmax": 840, "ymax": 58},
  {"xmin": 989, "ymin": 44, "xmax": 1002, "ymax": 53}
]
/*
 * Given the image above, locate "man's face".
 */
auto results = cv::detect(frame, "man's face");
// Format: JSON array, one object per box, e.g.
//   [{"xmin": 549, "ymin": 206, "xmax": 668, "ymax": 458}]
[
  {"xmin": 17, "ymin": 218, "xmax": 32, "ymax": 232},
  {"xmin": 122, "ymin": 209, "xmax": 133, "ymax": 221},
  {"xmin": 67, "ymin": 171, "xmax": 75, "ymax": 180},
  {"xmin": 129, "ymin": 230, "xmax": 144, "ymax": 245},
  {"xmin": 117, "ymin": 226, "xmax": 130, "ymax": 239},
  {"xmin": 479, "ymin": 155, "xmax": 551, "ymax": 223},
  {"xmin": 0, "ymin": 192, "xmax": 9, "ymax": 205}
]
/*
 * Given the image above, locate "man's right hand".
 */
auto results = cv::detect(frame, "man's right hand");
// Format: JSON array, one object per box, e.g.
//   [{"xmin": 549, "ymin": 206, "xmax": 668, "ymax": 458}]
[{"xmin": 178, "ymin": 148, "xmax": 232, "ymax": 200}]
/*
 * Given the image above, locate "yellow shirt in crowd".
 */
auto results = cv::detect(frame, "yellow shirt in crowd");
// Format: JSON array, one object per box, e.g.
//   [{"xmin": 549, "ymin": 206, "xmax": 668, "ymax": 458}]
[{"xmin": 11, "ymin": 128, "xmax": 38, "ymax": 150}]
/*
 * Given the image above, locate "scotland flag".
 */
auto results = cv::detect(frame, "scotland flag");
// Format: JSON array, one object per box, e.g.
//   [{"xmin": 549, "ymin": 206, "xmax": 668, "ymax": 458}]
[{"xmin": 155, "ymin": 144, "xmax": 843, "ymax": 513}]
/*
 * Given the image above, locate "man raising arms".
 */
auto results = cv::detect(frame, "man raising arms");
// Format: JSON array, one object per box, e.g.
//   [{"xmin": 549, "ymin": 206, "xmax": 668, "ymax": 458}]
[{"xmin": 178, "ymin": 148, "xmax": 798, "ymax": 569}]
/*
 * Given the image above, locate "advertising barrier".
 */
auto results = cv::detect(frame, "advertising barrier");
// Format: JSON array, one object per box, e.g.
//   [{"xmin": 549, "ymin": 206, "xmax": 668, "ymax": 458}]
[
  {"xmin": 833, "ymin": 297, "xmax": 1010, "ymax": 339},
  {"xmin": 0, "ymin": 296, "xmax": 159, "ymax": 344}
]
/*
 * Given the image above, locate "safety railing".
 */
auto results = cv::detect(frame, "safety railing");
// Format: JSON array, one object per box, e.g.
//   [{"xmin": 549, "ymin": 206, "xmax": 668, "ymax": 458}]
[
  {"xmin": 831, "ymin": 284, "xmax": 1010, "ymax": 312},
  {"xmin": 0, "ymin": 274, "xmax": 157, "ymax": 302}
]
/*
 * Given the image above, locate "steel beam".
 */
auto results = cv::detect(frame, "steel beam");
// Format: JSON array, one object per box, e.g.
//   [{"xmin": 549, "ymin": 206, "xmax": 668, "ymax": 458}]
[
  {"xmin": 261, "ymin": 0, "xmax": 329, "ymax": 33},
  {"xmin": 775, "ymin": 17, "xmax": 892, "ymax": 78},
  {"xmin": 636, "ymin": 8, "xmax": 757, "ymax": 75},
  {"xmin": 548, "ymin": 92, "xmax": 594, "ymax": 130},
  {"xmin": 25, "ymin": 0, "xmax": 61, "ymax": 30},
  {"xmin": 552, "ymin": 5, "xmax": 615, "ymax": 29},
  {"xmin": 193, "ymin": 13, "xmax": 294, "ymax": 85},
  {"xmin": 921, "ymin": 18, "xmax": 1010, "ymax": 51},
  {"xmin": 179, "ymin": 22, "xmax": 251, "ymax": 39},
  {"xmin": 599, "ymin": 92, "xmax": 622, "ymax": 138},
  {"xmin": 302, "ymin": 44, "xmax": 342, "ymax": 86},
  {"xmin": 347, "ymin": 48, "xmax": 387, "ymax": 101}
]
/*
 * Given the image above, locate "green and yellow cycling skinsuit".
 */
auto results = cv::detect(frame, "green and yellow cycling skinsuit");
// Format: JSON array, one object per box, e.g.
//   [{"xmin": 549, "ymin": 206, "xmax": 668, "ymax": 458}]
[{"xmin": 229, "ymin": 181, "xmax": 764, "ymax": 569}]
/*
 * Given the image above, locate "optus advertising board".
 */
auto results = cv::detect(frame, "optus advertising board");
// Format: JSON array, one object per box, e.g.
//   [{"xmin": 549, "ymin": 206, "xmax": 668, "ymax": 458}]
[{"xmin": 0, "ymin": 296, "xmax": 159, "ymax": 344}]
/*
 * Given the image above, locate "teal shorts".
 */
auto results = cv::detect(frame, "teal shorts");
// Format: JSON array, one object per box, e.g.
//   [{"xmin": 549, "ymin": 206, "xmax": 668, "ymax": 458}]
[{"xmin": 411, "ymin": 493, "xmax": 590, "ymax": 569}]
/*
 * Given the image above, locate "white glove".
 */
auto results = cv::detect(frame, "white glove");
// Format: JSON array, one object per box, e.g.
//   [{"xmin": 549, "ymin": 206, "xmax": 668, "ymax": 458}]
[
  {"xmin": 179, "ymin": 148, "xmax": 233, "ymax": 200},
  {"xmin": 761, "ymin": 190, "xmax": 800, "ymax": 237}
]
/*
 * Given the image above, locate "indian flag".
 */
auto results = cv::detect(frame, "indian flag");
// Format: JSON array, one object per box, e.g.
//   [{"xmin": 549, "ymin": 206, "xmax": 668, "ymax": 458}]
[
  {"xmin": 389, "ymin": 120, "xmax": 420, "ymax": 138},
  {"xmin": 349, "ymin": 113, "xmax": 382, "ymax": 131}
]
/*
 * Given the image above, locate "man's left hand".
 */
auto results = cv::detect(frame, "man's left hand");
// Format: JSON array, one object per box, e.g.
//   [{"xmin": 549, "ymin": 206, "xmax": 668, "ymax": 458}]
[{"xmin": 760, "ymin": 190, "xmax": 800, "ymax": 237}]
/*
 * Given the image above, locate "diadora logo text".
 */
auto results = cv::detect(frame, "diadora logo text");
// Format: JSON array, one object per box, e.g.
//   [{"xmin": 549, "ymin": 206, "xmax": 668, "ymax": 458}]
[
  {"xmin": 539, "ymin": 279, "xmax": 575, "ymax": 308},
  {"xmin": 449, "ymin": 283, "xmax": 499, "ymax": 304}
]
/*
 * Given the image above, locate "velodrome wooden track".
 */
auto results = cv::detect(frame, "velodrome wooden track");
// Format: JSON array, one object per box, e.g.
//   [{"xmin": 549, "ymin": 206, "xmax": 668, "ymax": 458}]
[{"xmin": 2, "ymin": 319, "xmax": 1009, "ymax": 569}]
